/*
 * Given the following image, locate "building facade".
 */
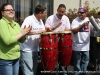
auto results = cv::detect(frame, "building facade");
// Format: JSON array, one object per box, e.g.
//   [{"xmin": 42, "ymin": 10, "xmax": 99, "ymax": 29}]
[
  {"xmin": 0, "ymin": 0, "xmax": 100, "ymax": 22},
  {"xmin": 0, "ymin": 0, "xmax": 53, "ymax": 21}
]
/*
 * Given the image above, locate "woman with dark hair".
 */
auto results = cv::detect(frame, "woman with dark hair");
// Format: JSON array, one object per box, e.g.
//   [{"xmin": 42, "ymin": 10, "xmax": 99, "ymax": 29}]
[{"xmin": 0, "ymin": 3, "xmax": 31, "ymax": 75}]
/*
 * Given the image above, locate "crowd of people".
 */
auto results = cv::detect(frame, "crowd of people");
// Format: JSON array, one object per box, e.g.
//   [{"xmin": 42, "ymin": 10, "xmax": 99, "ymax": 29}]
[{"xmin": 0, "ymin": 3, "xmax": 100, "ymax": 75}]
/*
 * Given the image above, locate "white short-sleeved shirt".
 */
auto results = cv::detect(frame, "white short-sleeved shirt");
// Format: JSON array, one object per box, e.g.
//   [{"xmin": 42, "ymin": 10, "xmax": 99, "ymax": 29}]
[
  {"xmin": 71, "ymin": 17, "xmax": 93, "ymax": 51},
  {"xmin": 20, "ymin": 14, "xmax": 45, "ymax": 52},
  {"xmin": 45, "ymin": 14, "xmax": 70, "ymax": 32}
]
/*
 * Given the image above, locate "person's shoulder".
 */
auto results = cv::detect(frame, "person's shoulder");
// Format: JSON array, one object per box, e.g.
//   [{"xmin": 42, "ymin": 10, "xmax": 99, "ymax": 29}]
[
  {"xmin": 0, "ymin": 18, "xmax": 7, "ymax": 24},
  {"xmin": 0, "ymin": 19, "xmax": 3, "ymax": 25},
  {"xmin": 23, "ymin": 15, "xmax": 33, "ymax": 22},
  {"xmin": 25, "ymin": 15, "xmax": 33, "ymax": 19},
  {"xmin": 0, "ymin": 18, "xmax": 4, "ymax": 22},
  {"xmin": 63, "ymin": 15, "xmax": 69, "ymax": 19},
  {"xmin": 74, "ymin": 17, "xmax": 79, "ymax": 20},
  {"xmin": 46, "ymin": 14, "xmax": 54, "ymax": 21},
  {"xmin": 47, "ymin": 14, "xmax": 54, "ymax": 18},
  {"xmin": 72, "ymin": 17, "xmax": 79, "ymax": 22},
  {"xmin": 0, "ymin": 19, "xmax": 2, "ymax": 22},
  {"xmin": 63, "ymin": 15, "xmax": 68, "ymax": 17}
]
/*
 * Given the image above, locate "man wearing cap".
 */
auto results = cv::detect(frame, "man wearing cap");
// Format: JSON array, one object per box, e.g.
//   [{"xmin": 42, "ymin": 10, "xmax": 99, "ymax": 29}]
[{"xmin": 71, "ymin": 7, "xmax": 93, "ymax": 75}]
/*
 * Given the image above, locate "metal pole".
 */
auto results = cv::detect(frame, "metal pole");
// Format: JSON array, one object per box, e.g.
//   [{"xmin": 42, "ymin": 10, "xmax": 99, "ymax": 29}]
[{"xmin": 79, "ymin": 0, "xmax": 82, "ymax": 7}]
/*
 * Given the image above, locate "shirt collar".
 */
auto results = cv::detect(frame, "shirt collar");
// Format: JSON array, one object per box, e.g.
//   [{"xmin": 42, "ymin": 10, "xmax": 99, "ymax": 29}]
[
  {"xmin": 54, "ymin": 14, "xmax": 64, "ymax": 21},
  {"xmin": 32, "ymin": 14, "xmax": 41, "ymax": 23},
  {"xmin": 2, "ymin": 17, "xmax": 16, "ymax": 26},
  {"xmin": 32, "ymin": 14, "xmax": 43, "ymax": 25}
]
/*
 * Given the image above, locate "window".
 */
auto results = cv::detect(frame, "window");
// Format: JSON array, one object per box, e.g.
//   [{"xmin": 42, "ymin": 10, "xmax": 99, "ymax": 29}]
[{"xmin": 0, "ymin": 0, "xmax": 53, "ymax": 22}]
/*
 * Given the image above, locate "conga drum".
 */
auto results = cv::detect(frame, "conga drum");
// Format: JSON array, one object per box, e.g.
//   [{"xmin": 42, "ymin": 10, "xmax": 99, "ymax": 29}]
[
  {"xmin": 40, "ymin": 32, "xmax": 58, "ymax": 71},
  {"xmin": 58, "ymin": 31, "xmax": 72, "ymax": 66}
]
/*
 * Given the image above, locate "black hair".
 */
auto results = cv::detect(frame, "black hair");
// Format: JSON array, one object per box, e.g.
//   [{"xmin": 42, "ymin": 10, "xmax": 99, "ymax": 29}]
[
  {"xmin": 0, "ymin": 3, "xmax": 11, "ymax": 19},
  {"xmin": 34, "ymin": 5, "xmax": 46, "ymax": 14},
  {"xmin": 58, "ymin": 4, "xmax": 66, "ymax": 9}
]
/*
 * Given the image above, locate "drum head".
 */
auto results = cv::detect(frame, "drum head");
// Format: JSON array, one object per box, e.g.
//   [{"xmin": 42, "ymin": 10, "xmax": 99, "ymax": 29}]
[
  {"xmin": 41, "ymin": 32, "xmax": 57, "ymax": 35},
  {"xmin": 58, "ymin": 31, "xmax": 71, "ymax": 34}
]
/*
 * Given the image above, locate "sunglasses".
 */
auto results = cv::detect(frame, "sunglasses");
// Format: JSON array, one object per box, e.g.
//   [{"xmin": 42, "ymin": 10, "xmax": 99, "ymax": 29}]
[
  {"xmin": 78, "ymin": 12, "xmax": 85, "ymax": 14},
  {"xmin": 3, "ymin": 9, "xmax": 15, "ymax": 12}
]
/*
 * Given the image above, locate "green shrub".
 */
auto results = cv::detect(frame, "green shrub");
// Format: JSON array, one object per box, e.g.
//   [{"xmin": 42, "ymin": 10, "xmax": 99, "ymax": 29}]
[{"xmin": 67, "ymin": 0, "xmax": 99, "ymax": 23}]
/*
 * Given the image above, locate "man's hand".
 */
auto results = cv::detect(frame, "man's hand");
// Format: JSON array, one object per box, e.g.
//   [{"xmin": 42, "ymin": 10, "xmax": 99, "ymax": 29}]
[
  {"xmin": 45, "ymin": 27, "xmax": 52, "ymax": 32},
  {"xmin": 46, "ymin": 22, "xmax": 62, "ymax": 32},
  {"xmin": 21, "ymin": 25, "xmax": 32, "ymax": 36},
  {"xmin": 52, "ymin": 22, "xmax": 62, "ymax": 30},
  {"xmin": 82, "ymin": 21, "xmax": 89, "ymax": 26}
]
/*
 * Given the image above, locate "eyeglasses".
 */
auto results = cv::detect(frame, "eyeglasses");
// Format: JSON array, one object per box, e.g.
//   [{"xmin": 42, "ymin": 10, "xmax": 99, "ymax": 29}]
[
  {"xmin": 3, "ymin": 9, "xmax": 15, "ymax": 12},
  {"xmin": 78, "ymin": 12, "xmax": 85, "ymax": 14}
]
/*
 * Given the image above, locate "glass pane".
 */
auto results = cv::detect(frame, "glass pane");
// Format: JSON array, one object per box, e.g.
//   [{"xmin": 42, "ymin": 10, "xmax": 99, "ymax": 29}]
[
  {"xmin": 0, "ymin": 0, "xmax": 53, "ymax": 23},
  {"xmin": 0, "ymin": 0, "xmax": 8, "ymax": 6}
]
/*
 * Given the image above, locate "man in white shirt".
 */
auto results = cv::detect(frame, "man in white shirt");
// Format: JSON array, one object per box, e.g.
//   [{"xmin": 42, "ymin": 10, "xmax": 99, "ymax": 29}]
[
  {"xmin": 20, "ymin": 5, "xmax": 46, "ymax": 75},
  {"xmin": 71, "ymin": 7, "xmax": 93, "ymax": 75},
  {"xmin": 45, "ymin": 4, "xmax": 71, "ymax": 75},
  {"xmin": 45, "ymin": 4, "xmax": 70, "ymax": 32}
]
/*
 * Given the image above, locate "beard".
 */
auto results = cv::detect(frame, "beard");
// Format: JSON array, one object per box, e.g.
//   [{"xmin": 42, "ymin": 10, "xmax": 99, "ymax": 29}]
[{"xmin": 58, "ymin": 14, "xmax": 63, "ymax": 19}]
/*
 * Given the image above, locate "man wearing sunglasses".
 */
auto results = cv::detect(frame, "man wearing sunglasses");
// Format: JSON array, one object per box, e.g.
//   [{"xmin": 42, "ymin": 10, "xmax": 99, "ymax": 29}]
[{"xmin": 71, "ymin": 7, "xmax": 93, "ymax": 75}]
